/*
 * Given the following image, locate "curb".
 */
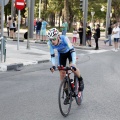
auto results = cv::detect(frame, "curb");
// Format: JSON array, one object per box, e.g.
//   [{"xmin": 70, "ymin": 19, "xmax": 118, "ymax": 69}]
[
  {"xmin": 74, "ymin": 46, "xmax": 95, "ymax": 50},
  {"xmin": 13, "ymin": 39, "xmax": 24, "ymax": 42},
  {"xmin": 0, "ymin": 59, "xmax": 50, "ymax": 72},
  {"xmin": 35, "ymin": 41, "xmax": 47, "ymax": 44}
]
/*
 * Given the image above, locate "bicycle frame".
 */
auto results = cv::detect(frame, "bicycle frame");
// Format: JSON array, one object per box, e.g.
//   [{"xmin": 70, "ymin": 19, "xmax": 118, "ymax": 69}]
[
  {"xmin": 57, "ymin": 66, "xmax": 83, "ymax": 117},
  {"xmin": 57, "ymin": 66, "xmax": 75, "ymax": 93}
]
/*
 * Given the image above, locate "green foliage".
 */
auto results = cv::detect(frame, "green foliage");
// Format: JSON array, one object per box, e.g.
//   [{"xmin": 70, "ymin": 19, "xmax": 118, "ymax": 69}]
[{"xmin": 4, "ymin": 0, "xmax": 120, "ymax": 29}]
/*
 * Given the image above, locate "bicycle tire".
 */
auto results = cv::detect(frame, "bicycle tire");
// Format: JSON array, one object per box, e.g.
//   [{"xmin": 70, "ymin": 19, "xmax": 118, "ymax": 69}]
[
  {"xmin": 74, "ymin": 76, "xmax": 83, "ymax": 106},
  {"xmin": 58, "ymin": 77, "xmax": 72, "ymax": 117}
]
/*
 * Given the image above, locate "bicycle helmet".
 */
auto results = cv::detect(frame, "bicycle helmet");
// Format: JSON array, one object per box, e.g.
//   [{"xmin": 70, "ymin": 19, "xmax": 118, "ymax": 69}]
[{"xmin": 47, "ymin": 28, "xmax": 59, "ymax": 39}]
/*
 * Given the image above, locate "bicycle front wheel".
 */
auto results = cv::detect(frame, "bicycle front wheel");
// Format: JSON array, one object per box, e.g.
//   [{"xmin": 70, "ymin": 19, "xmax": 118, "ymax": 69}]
[
  {"xmin": 58, "ymin": 77, "xmax": 72, "ymax": 117},
  {"xmin": 74, "ymin": 76, "xmax": 83, "ymax": 106}
]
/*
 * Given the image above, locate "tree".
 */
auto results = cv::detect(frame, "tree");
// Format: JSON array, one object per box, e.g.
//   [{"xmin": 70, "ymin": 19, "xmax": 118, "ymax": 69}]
[
  {"xmin": 112, "ymin": 0, "xmax": 120, "ymax": 22},
  {"xmin": 5, "ymin": 0, "xmax": 120, "ymax": 30},
  {"xmin": 4, "ymin": 1, "xmax": 11, "ymax": 22}
]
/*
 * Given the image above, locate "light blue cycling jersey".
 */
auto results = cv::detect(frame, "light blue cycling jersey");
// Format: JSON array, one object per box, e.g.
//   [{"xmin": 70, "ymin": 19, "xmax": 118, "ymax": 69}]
[{"xmin": 47, "ymin": 35, "xmax": 76, "ymax": 66}]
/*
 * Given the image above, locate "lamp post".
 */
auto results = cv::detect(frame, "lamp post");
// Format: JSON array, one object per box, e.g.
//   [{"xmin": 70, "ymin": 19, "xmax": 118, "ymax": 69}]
[
  {"xmin": 82, "ymin": 0, "xmax": 88, "ymax": 46},
  {"xmin": 110, "ymin": 12, "xmax": 112, "ymax": 24},
  {"xmin": 105, "ymin": 0, "xmax": 112, "ymax": 38},
  {"xmin": 91, "ymin": 11, "xmax": 95, "ymax": 29},
  {"xmin": 11, "ymin": 0, "xmax": 14, "ymax": 18},
  {"xmin": 39, "ymin": 0, "xmax": 41, "ymax": 18}
]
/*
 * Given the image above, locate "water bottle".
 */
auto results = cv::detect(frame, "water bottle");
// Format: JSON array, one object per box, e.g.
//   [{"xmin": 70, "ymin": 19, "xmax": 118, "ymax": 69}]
[{"xmin": 70, "ymin": 79, "xmax": 75, "ymax": 91}]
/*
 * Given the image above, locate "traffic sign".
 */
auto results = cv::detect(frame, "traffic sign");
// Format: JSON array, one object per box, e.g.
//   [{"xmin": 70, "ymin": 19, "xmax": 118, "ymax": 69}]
[
  {"xmin": 15, "ymin": 0, "xmax": 25, "ymax": 10},
  {"xmin": 0, "ymin": 0, "xmax": 9, "ymax": 6}
]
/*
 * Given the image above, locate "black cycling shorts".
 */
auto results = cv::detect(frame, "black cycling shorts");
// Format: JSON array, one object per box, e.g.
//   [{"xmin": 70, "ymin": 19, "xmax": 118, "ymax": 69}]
[{"xmin": 59, "ymin": 50, "xmax": 72, "ymax": 67}]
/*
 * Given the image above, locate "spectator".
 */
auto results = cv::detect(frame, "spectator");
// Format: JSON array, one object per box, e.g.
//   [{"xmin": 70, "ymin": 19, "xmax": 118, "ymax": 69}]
[
  {"xmin": 72, "ymin": 28, "xmax": 77, "ymax": 45},
  {"xmin": 34, "ymin": 18, "xmax": 37, "ymax": 32},
  {"xmin": 40, "ymin": 18, "xmax": 48, "ymax": 42},
  {"xmin": 117, "ymin": 22, "xmax": 120, "ymax": 49},
  {"xmin": 61, "ymin": 19, "xmax": 68, "ymax": 35},
  {"xmin": 78, "ymin": 22, "xmax": 83, "ymax": 46},
  {"xmin": 93, "ymin": 24, "xmax": 100, "ymax": 50},
  {"xmin": 13, "ymin": 18, "xmax": 17, "ymax": 38},
  {"xmin": 86, "ymin": 25, "xmax": 92, "ymax": 47},
  {"xmin": 8, "ymin": 17, "xmax": 14, "ymax": 39},
  {"xmin": 112, "ymin": 23, "xmax": 120, "ymax": 52},
  {"xmin": 36, "ymin": 18, "xmax": 42, "ymax": 40},
  {"xmin": 104, "ymin": 24, "xmax": 113, "ymax": 46}
]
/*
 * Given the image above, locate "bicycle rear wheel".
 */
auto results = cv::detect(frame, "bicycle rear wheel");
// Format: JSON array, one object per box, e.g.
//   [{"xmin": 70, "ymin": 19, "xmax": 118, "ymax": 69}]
[
  {"xmin": 58, "ymin": 77, "xmax": 72, "ymax": 117},
  {"xmin": 74, "ymin": 76, "xmax": 83, "ymax": 105}
]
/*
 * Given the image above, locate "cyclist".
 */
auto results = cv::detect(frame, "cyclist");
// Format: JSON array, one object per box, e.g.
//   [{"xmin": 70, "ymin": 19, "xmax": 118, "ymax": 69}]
[{"xmin": 47, "ymin": 28, "xmax": 84, "ymax": 104}]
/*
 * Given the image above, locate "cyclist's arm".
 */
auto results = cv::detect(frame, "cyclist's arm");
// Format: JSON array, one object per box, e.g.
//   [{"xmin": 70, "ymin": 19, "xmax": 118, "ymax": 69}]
[
  {"xmin": 71, "ymin": 51, "xmax": 76, "ymax": 65},
  {"xmin": 63, "ymin": 36, "xmax": 76, "ymax": 64},
  {"xmin": 47, "ymin": 41, "xmax": 56, "ymax": 66}
]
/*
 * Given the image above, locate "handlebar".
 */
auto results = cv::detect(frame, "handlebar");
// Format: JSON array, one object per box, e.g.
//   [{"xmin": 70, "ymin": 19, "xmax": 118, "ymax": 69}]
[
  {"xmin": 58, "ymin": 66, "xmax": 76, "ymax": 71},
  {"xmin": 50, "ymin": 66, "xmax": 76, "ymax": 71}
]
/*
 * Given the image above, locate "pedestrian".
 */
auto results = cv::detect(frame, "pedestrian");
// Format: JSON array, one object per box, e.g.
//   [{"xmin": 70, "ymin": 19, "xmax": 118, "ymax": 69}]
[
  {"xmin": 86, "ymin": 25, "xmax": 92, "ymax": 47},
  {"xmin": 78, "ymin": 22, "xmax": 83, "ymax": 46},
  {"xmin": 112, "ymin": 23, "xmax": 120, "ymax": 52},
  {"xmin": 72, "ymin": 28, "xmax": 77, "ymax": 45},
  {"xmin": 118, "ymin": 22, "xmax": 120, "ymax": 49},
  {"xmin": 34, "ymin": 18, "xmax": 36, "ymax": 32},
  {"xmin": 36, "ymin": 18, "xmax": 42, "ymax": 40},
  {"xmin": 40, "ymin": 18, "xmax": 48, "ymax": 42},
  {"xmin": 61, "ymin": 19, "xmax": 68, "ymax": 35},
  {"xmin": 104, "ymin": 24, "xmax": 113, "ymax": 46},
  {"xmin": 93, "ymin": 24, "xmax": 100, "ymax": 50},
  {"xmin": 8, "ymin": 17, "xmax": 14, "ymax": 39},
  {"xmin": 13, "ymin": 18, "xmax": 17, "ymax": 38}
]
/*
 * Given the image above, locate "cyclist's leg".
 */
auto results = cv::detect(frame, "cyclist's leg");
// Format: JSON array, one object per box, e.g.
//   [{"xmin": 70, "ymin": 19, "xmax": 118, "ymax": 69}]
[
  {"xmin": 59, "ymin": 70, "xmax": 66, "ymax": 81},
  {"xmin": 63, "ymin": 81, "xmax": 69, "ymax": 105},
  {"xmin": 59, "ymin": 53, "xmax": 67, "ymax": 81},
  {"xmin": 59, "ymin": 70, "xmax": 69, "ymax": 104},
  {"xmin": 59, "ymin": 53, "xmax": 70, "ymax": 104},
  {"xmin": 69, "ymin": 63, "xmax": 84, "ymax": 91},
  {"xmin": 68, "ymin": 51, "xmax": 84, "ymax": 91}
]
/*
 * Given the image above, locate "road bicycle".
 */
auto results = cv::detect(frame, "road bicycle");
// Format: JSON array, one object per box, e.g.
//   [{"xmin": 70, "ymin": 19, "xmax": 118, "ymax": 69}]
[{"xmin": 57, "ymin": 66, "xmax": 83, "ymax": 117}]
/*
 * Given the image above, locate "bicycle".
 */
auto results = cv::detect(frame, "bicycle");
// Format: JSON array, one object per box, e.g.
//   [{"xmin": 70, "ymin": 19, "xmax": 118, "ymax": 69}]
[{"xmin": 57, "ymin": 66, "xmax": 83, "ymax": 117}]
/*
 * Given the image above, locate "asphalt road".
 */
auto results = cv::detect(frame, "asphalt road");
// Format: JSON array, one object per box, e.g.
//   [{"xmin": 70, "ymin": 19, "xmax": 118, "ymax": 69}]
[{"xmin": 0, "ymin": 42, "xmax": 120, "ymax": 120}]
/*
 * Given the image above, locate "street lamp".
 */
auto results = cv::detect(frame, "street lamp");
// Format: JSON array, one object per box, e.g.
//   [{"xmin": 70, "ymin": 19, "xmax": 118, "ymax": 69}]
[
  {"xmin": 39, "ymin": 0, "xmax": 41, "ymax": 18},
  {"xmin": 110, "ymin": 12, "xmax": 112, "ymax": 25},
  {"xmin": 105, "ymin": 0, "xmax": 112, "ymax": 38},
  {"xmin": 91, "ymin": 11, "xmax": 95, "ymax": 29}
]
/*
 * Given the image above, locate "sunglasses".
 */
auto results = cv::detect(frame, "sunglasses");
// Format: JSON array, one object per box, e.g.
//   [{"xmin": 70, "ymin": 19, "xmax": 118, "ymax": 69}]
[{"xmin": 50, "ymin": 38, "xmax": 57, "ymax": 42}]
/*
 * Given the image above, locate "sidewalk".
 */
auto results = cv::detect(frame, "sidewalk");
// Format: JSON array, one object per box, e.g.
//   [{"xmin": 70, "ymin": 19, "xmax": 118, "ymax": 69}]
[
  {"xmin": 0, "ymin": 43, "xmax": 50, "ymax": 72},
  {"xmin": 0, "ymin": 38, "xmax": 114, "ymax": 72}
]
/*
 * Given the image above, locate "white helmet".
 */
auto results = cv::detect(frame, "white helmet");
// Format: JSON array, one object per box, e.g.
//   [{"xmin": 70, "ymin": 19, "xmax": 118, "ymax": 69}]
[{"xmin": 47, "ymin": 28, "xmax": 59, "ymax": 39}]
